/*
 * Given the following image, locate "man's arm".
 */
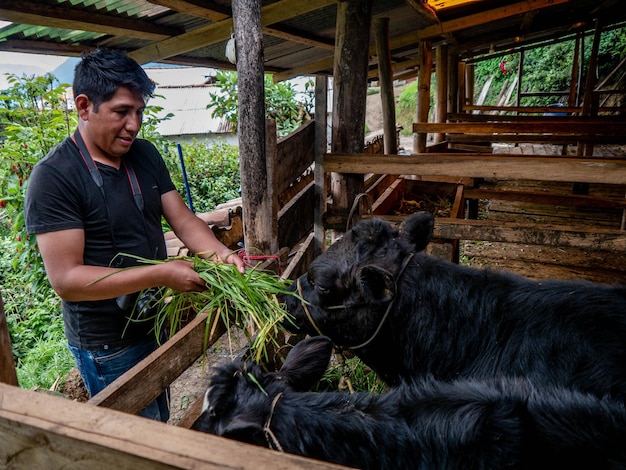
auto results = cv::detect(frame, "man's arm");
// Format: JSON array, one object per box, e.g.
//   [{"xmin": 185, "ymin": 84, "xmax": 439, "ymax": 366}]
[
  {"xmin": 36, "ymin": 228, "xmax": 207, "ymax": 302},
  {"xmin": 161, "ymin": 190, "xmax": 246, "ymax": 273}
]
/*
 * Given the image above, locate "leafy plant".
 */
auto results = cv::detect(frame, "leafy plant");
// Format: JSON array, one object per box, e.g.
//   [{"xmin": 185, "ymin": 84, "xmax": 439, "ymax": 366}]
[
  {"xmin": 109, "ymin": 254, "xmax": 299, "ymax": 364},
  {"xmin": 164, "ymin": 139, "xmax": 241, "ymax": 214},
  {"xmin": 208, "ymin": 71, "xmax": 313, "ymax": 136}
]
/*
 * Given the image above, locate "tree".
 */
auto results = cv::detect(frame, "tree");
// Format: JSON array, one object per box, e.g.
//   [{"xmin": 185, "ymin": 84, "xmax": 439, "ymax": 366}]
[{"xmin": 208, "ymin": 70, "xmax": 313, "ymax": 136}]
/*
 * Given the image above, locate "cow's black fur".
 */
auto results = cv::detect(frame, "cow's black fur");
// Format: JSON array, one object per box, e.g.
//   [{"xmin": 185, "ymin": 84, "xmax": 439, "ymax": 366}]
[
  {"xmin": 191, "ymin": 336, "xmax": 626, "ymax": 470},
  {"xmin": 279, "ymin": 212, "xmax": 626, "ymax": 398}
]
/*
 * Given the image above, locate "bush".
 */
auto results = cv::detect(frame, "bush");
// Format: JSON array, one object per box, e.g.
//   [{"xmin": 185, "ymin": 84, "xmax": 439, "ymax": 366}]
[{"xmin": 164, "ymin": 139, "xmax": 241, "ymax": 215}]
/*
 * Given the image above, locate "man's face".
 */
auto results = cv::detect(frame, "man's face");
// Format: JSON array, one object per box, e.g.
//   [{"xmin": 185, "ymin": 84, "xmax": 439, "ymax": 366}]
[{"xmin": 81, "ymin": 86, "xmax": 146, "ymax": 159}]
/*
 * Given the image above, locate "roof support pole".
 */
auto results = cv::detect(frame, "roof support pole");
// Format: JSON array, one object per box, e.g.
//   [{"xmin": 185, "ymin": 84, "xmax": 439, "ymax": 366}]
[
  {"xmin": 329, "ymin": 0, "xmax": 373, "ymax": 228},
  {"xmin": 232, "ymin": 0, "xmax": 272, "ymax": 255}
]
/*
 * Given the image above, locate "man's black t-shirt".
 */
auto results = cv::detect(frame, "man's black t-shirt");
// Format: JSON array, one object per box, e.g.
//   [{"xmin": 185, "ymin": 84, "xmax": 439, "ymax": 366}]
[{"xmin": 25, "ymin": 136, "xmax": 176, "ymax": 349}]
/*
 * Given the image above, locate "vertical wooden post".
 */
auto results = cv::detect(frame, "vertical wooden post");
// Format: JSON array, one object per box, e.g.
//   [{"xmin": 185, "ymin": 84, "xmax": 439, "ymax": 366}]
[
  {"xmin": 458, "ymin": 60, "xmax": 466, "ymax": 112},
  {"xmin": 0, "ymin": 292, "xmax": 19, "ymax": 386},
  {"xmin": 448, "ymin": 52, "xmax": 459, "ymax": 115},
  {"xmin": 515, "ymin": 50, "xmax": 524, "ymax": 108},
  {"xmin": 374, "ymin": 17, "xmax": 397, "ymax": 154},
  {"xmin": 330, "ymin": 0, "xmax": 373, "ymax": 225},
  {"xmin": 434, "ymin": 44, "xmax": 448, "ymax": 144},
  {"xmin": 314, "ymin": 75, "xmax": 328, "ymax": 256},
  {"xmin": 415, "ymin": 39, "xmax": 432, "ymax": 153},
  {"xmin": 232, "ymin": 0, "xmax": 271, "ymax": 256},
  {"xmin": 465, "ymin": 62, "xmax": 474, "ymax": 109},
  {"xmin": 264, "ymin": 119, "xmax": 279, "ymax": 255},
  {"xmin": 569, "ymin": 33, "xmax": 581, "ymax": 107},
  {"xmin": 578, "ymin": 19, "xmax": 602, "ymax": 157}
]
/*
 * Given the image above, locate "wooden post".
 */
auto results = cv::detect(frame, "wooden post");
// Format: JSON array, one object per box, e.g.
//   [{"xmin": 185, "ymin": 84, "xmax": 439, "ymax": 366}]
[
  {"xmin": 314, "ymin": 74, "xmax": 328, "ymax": 256},
  {"xmin": 330, "ymin": 0, "xmax": 373, "ymax": 225},
  {"xmin": 232, "ymin": 0, "xmax": 272, "ymax": 256},
  {"xmin": 0, "ymin": 292, "xmax": 19, "ymax": 386},
  {"xmin": 415, "ymin": 39, "xmax": 432, "ymax": 153},
  {"xmin": 434, "ymin": 44, "xmax": 448, "ymax": 144},
  {"xmin": 465, "ymin": 62, "xmax": 474, "ymax": 108},
  {"xmin": 448, "ymin": 52, "xmax": 459, "ymax": 115},
  {"xmin": 569, "ymin": 33, "xmax": 581, "ymax": 108},
  {"xmin": 374, "ymin": 17, "xmax": 397, "ymax": 154},
  {"xmin": 264, "ymin": 119, "xmax": 279, "ymax": 255}
]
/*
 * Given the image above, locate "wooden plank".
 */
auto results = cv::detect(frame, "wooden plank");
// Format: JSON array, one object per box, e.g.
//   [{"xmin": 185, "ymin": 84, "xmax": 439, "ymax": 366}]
[
  {"xmin": 433, "ymin": 218, "xmax": 626, "ymax": 251},
  {"xmin": 0, "ymin": 383, "xmax": 348, "ymax": 469},
  {"xmin": 281, "ymin": 232, "xmax": 316, "ymax": 281},
  {"xmin": 464, "ymin": 188, "xmax": 626, "ymax": 209},
  {"xmin": 275, "ymin": 120, "xmax": 315, "ymax": 195},
  {"xmin": 88, "ymin": 311, "xmax": 226, "ymax": 414},
  {"xmin": 413, "ymin": 121, "xmax": 626, "ymax": 134},
  {"xmin": 278, "ymin": 181, "xmax": 315, "ymax": 250},
  {"xmin": 446, "ymin": 113, "xmax": 625, "ymax": 123},
  {"xmin": 364, "ymin": 216, "xmax": 626, "ymax": 251},
  {"xmin": 324, "ymin": 153, "xmax": 626, "ymax": 185},
  {"xmin": 0, "ymin": 292, "xmax": 18, "ymax": 386},
  {"xmin": 447, "ymin": 134, "xmax": 626, "ymax": 144}
]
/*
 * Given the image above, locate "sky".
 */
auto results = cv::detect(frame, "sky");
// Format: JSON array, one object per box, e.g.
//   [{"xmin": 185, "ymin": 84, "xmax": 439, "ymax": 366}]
[{"xmin": 0, "ymin": 51, "xmax": 72, "ymax": 89}]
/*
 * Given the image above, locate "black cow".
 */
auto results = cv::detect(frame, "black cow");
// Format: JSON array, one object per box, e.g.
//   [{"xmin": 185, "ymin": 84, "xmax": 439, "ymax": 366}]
[
  {"xmin": 279, "ymin": 212, "xmax": 626, "ymax": 399},
  {"xmin": 191, "ymin": 336, "xmax": 626, "ymax": 470}
]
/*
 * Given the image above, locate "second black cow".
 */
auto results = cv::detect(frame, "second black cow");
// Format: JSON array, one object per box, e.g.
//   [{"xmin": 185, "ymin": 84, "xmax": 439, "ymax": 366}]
[{"xmin": 279, "ymin": 211, "xmax": 626, "ymax": 399}]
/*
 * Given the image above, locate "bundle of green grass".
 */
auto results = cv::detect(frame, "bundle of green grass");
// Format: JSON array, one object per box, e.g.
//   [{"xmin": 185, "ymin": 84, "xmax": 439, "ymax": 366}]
[{"xmin": 108, "ymin": 253, "xmax": 298, "ymax": 364}]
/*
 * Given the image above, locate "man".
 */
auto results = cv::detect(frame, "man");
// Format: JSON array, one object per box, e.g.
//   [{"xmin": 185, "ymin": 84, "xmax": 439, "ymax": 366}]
[{"xmin": 24, "ymin": 48, "xmax": 246, "ymax": 422}]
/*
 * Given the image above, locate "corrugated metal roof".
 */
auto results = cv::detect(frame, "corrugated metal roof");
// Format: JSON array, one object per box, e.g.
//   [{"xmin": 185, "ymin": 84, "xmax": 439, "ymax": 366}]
[{"xmin": 2, "ymin": 0, "xmax": 624, "ymax": 83}]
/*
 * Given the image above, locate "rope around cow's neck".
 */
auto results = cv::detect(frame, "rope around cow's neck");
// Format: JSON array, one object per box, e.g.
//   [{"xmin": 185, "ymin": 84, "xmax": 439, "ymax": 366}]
[
  {"xmin": 297, "ymin": 252, "xmax": 415, "ymax": 351},
  {"xmin": 264, "ymin": 391, "xmax": 284, "ymax": 452}
]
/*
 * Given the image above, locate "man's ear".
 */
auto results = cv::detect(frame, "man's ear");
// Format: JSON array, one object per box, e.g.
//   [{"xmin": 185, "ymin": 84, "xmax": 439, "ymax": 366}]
[{"xmin": 74, "ymin": 94, "xmax": 91, "ymax": 120}]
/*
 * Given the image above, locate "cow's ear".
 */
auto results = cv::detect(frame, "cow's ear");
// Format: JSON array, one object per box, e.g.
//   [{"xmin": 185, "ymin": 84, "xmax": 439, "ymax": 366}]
[
  {"xmin": 278, "ymin": 336, "xmax": 333, "ymax": 391},
  {"xmin": 358, "ymin": 265, "xmax": 395, "ymax": 303},
  {"xmin": 399, "ymin": 211, "xmax": 434, "ymax": 252},
  {"xmin": 223, "ymin": 421, "xmax": 267, "ymax": 447}
]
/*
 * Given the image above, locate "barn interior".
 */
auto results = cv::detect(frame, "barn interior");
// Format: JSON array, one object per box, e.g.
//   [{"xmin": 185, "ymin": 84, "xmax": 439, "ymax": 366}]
[{"xmin": 2, "ymin": 1, "xmax": 626, "ymax": 467}]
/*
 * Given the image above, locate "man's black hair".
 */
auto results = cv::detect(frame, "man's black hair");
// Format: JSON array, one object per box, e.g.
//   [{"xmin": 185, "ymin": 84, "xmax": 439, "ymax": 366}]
[{"xmin": 73, "ymin": 48, "xmax": 155, "ymax": 110}]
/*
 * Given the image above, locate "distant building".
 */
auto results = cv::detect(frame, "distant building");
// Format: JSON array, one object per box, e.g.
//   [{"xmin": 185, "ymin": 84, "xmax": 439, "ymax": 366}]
[{"xmin": 147, "ymin": 66, "xmax": 237, "ymax": 146}]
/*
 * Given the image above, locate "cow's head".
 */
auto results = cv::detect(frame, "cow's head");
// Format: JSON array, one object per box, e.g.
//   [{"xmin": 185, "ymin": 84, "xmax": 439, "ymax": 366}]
[
  {"xmin": 280, "ymin": 212, "xmax": 434, "ymax": 349},
  {"xmin": 191, "ymin": 336, "xmax": 333, "ymax": 445}
]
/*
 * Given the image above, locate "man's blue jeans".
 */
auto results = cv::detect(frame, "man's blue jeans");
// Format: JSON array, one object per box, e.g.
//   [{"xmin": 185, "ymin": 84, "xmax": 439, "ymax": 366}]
[{"xmin": 68, "ymin": 338, "xmax": 170, "ymax": 422}]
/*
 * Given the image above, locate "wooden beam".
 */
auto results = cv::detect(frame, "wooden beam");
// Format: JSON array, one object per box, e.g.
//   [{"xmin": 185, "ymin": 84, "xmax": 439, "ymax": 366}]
[
  {"xmin": 147, "ymin": 0, "xmax": 230, "ymax": 21},
  {"xmin": 412, "ymin": 121, "xmax": 626, "ymax": 134},
  {"xmin": 149, "ymin": 0, "xmax": 335, "ymax": 50},
  {"xmin": 433, "ymin": 218, "xmax": 626, "ymax": 252},
  {"xmin": 323, "ymin": 153, "xmax": 626, "ymax": 185},
  {"xmin": 0, "ymin": 0, "xmax": 182, "ymax": 41},
  {"xmin": 88, "ymin": 311, "xmax": 225, "ymax": 412},
  {"xmin": 388, "ymin": 0, "xmax": 571, "ymax": 53},
  {"xmin": 0, "ymin": 383, "xmax": 346, "ymax": 469},
  {"xmin": 365, "ymin": 216, "xmax": 626, "ymax": 253},
  {"xmin": 130, "ymin": 0, "xmax": 337, "ymax": 64}
]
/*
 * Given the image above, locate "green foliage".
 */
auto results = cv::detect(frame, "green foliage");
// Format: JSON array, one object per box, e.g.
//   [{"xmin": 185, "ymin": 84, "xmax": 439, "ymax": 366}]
[
  {"xmin": 208, "ymin": 71, "xmax": 313, "ymax": 136},
  {"xmin": 164, "ymin": 139, "xmax": 241, "ymax": 214},
  {"xmin": 0, "ymin": 73, "xmax": 75, "ymax": 291},
  {"xmin": 397, "ymin": 80, "xmax": 418, "ymax": 135},
  {"xmin": 318, "ymin": 355, "xmax": 387, "ymax": 394},
  {"xmin": 472, "ymin": 26, "xmax": 626, "ymax": 107}
]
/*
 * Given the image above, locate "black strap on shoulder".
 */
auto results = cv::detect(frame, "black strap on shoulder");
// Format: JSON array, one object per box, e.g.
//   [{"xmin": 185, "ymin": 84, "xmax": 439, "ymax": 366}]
[
  {"xmin": 74, "ymin": 129, "xmax": 103, "ymax": 189},
  {"xmin": 73, "ymin": 129, "xmax": 143, "ymax": 212}
]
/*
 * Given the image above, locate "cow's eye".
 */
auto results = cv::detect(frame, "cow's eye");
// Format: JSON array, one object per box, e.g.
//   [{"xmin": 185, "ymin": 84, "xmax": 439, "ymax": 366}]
[{"xmin": 316, "ymin": 284, "xmax": 329, "ymax": 295}]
